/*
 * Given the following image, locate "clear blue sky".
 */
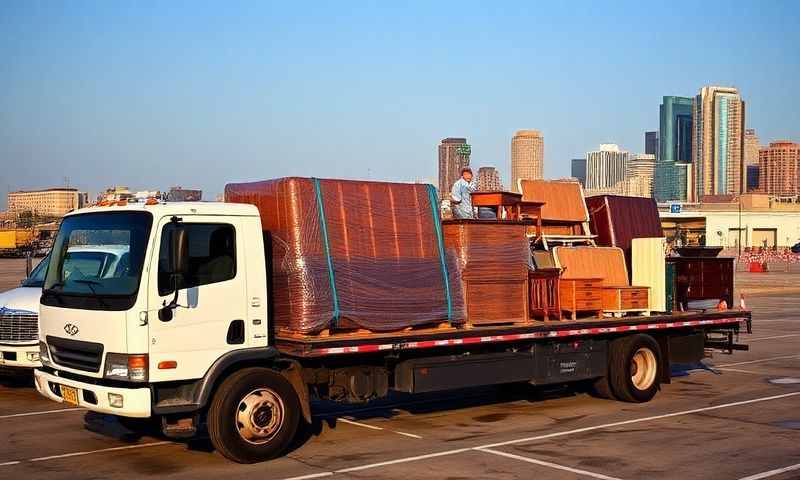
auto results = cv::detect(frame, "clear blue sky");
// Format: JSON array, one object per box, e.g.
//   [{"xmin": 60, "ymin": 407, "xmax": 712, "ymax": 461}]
[{"xmin": 1, "ymin": 1, "xmax": 798, "ymax": 208}]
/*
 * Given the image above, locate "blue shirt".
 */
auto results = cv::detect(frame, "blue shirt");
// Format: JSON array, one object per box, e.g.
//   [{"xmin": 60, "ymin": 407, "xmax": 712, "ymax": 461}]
[{"xmin": 450, "ymin": 177, "xmax": 477, "ymax": 219}]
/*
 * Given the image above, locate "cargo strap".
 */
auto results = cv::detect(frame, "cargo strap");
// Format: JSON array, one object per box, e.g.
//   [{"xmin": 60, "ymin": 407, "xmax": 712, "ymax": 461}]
[
  {"xmin": 312, "ymin": 178, "xmax": 341, "ymax": 325},
  {"xmin": 427, "ymin": 184, "xmax": 453, "ymax": 322}
]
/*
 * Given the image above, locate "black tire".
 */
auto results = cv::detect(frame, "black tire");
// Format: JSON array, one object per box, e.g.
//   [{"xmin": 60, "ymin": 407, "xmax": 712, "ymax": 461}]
[
  {"xmin": 608, "ymin": 334, "xmax": 662, "ymax": 403},
  {"xmin": 207, "ymin": 367, "xmax": 300, "ymax": 463},
  {"xmin": 589, "ymin": 374, "xmax": 615, "ymax": 400}
]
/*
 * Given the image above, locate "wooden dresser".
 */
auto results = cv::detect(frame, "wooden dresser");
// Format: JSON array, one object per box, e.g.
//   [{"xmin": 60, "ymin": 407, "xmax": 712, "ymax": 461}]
[
  {"xmin": 602, "ymin": 286, "xmax": 649, "ymax": 314},
  {"xmin": 559, "ymin": 278, "xmax": 603, "ymax": 320}
]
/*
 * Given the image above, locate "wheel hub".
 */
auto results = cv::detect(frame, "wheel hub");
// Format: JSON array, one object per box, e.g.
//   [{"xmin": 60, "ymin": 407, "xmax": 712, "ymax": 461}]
[
  {"xmin": 630, "ymin": 348, "xmax": 657, "ymax": 391},
  {"xmin": 235, "ymin": 388, "xmax": 285, "ymax": 445}
]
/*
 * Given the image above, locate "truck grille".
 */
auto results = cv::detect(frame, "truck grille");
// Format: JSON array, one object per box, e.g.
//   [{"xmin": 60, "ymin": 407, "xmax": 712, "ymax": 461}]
[
  {"xmin": 46, "ymin": 335, "xmax": 104, "ymax": 373},
  {"xmin": 0, "ymin": 311, "xmax": 38, "ymax": 343}
]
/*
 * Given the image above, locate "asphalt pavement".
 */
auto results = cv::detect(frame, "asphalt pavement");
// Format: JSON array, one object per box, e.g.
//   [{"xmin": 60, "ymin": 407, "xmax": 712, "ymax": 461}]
[{"xmin": 0, "ymin": 260, "xmax": 798, "ymax": 479}]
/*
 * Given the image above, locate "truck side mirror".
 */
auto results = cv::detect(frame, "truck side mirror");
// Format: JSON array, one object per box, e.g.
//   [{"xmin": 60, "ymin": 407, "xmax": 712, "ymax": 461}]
[
  {"xmin": 170, "ymin": 226, "xmax": 189, "ymax": 278},
  {"xmin": 160, "ymin": 225, "xmax": 189, "ymax": 322}
]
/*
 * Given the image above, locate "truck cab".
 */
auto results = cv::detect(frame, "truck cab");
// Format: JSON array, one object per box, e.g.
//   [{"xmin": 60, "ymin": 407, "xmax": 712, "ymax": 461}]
[{"xmin": 34, "ymin": 202, "xmax": 269, "ymax": 419}]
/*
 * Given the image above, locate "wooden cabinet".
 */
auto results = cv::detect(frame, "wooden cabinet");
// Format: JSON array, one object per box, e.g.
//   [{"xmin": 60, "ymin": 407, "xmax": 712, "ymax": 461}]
[
  {"xmin": 464, "ymin": 279, "xmax": 529, "ymax": 325},
  {"xmin": 559, "ymin": 278, "xmax": 603, "ymax": 320},
  {"xmin": 602, "ymin": 286, "xmax": 650, "ymax": 315},
  {"xmin": 529, "ymin": 269, "xmax": 561, "ymax": 321},
  {"xmin": 667, "ymin": 257, "xmax": 735, "ymax": 309}
]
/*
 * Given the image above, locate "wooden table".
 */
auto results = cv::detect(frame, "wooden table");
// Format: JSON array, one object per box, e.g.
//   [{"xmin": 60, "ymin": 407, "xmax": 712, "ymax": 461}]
[{"xmin": 470, "ymin": 191, "xmax": 523, "ymax": 220}]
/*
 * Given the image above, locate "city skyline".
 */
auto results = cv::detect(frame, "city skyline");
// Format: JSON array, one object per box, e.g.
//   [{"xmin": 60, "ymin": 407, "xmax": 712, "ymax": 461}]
[{"xmin": 2, "ymin": 2, "xmax": 799, "ymax": 210}]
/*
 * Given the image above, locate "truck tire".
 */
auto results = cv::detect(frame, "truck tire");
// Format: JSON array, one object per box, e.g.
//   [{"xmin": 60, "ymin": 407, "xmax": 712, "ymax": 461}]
[
  {"xmin": 608, "ymin": 334, "xmax": 661, "ymax": 403},
  {"xmin": 207, "ymin": 367, "xmax": 300, "ymax": 463}
]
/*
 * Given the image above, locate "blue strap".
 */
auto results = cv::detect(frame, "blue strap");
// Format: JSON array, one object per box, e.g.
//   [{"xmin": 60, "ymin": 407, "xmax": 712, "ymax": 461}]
[
  {"xmin": 313, "ymin": 178, "xmax": 340, "ymax": 325},
  {"xmin": 427, "ymin": 185, "xmax": 453, "ymax": 322}
]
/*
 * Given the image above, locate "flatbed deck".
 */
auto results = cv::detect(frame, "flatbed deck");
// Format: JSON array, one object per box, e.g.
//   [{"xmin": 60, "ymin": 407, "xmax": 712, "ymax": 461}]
[{"xmin": 276, "ymin": 308, "xmax": 752, "ymax": 357}]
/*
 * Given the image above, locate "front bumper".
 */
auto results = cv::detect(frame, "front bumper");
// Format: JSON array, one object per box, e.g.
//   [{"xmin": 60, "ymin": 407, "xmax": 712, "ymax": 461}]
[
  {"xmin": 34, "ymin": 368, "xmax": 152, "ymax": 418},
  {"xmin": 0, "ymin": 343, "xmax": 42, "ymax": 368}
]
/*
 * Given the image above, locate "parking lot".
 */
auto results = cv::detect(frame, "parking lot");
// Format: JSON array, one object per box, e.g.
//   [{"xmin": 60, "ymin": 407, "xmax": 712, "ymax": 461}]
[{"xmin": 1, "ymin": 259, "xmax": 798, "ymax": 479}]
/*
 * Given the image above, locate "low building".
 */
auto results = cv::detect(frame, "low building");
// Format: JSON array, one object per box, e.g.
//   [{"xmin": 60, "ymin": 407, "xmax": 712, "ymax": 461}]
[
  {"xmin": 167, "ymin": 186, "xmax": 202, "ymax": 202},
  {"xmin": 659, "ymin": 194, "xmax": 800, "ymax": 249},
  {"xmin": 7, "ymin": 188, "xmax": 88, "ymax": 217}
]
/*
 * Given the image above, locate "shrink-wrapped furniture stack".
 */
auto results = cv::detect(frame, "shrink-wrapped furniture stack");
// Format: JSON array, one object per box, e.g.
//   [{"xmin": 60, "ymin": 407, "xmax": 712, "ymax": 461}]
[{"xmin": 225, "ymin": 177, "xmax": 465, "ymax": 335}]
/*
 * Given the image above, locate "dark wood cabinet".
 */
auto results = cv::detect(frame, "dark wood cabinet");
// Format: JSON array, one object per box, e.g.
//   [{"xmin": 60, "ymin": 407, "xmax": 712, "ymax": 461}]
[{"xmin": 667, "ymin": 257, "xmax": 735, "ymax": 309}]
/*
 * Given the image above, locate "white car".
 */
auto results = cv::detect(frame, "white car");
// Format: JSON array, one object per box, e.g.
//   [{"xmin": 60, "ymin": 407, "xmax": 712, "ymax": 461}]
[
  {"xmin": 0, "ymin": 256, "xmax": 49, "ymax": 368},
  {"xmin": 1, "ymin": 245, "xmax": 129, "ymax": 370}
]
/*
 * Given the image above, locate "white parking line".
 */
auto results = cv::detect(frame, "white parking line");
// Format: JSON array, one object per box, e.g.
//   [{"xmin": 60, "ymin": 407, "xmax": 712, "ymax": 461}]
[
  {"xmin": 476, "ymin": 447, "xmax": 624, "ymax": 480},
  {"xmin": 277, "ymin": 391, "xmax": 800, "ymax": 480},
  {"xmin": 0, "ymin": 441, "xmax": 172, "ymax": 467},
  {"xmin": 716, "ymin": 368, "xmax": 764, "ymax": 375},
  {"xmin": 0, "ymin": 407, "xmax": 85, "ymax": 420},
  {"xmin": 716, "ymin": 354, "xmax": 800, "ymax": 367},
  {"xmin": 738, "ymin": 462, "xmax": 800, "ymax": 480},
  {"xmin": 338, "ymin": 417, "xmax": 423, "ymax": 439},
  {"xmin": 747, "ymin": 334, "xmax": 800, "ymax": 342}
]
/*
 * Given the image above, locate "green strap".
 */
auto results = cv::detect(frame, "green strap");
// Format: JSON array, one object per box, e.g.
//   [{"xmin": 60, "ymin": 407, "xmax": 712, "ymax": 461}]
[
  {"xmin": 427, "ymin": 185, "xmax": 453, "ymax": 322},
  {"xmin": 313, "ymin": 178, "xmax": 340, "ymax": 324}
]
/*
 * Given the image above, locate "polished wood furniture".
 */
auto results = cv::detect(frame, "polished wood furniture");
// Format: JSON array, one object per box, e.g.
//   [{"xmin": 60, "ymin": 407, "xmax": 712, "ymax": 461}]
[
  {"xmin": 470, "ymin": 191, "xmax": 523, "ymax": 220},
  {"xmin": 559, "ymin": 278, "xmax": 603, "ymax": 320},
  {"xmin": 518, "ymin": 179, "xmax": 595, "ymax": 249},
  {"xmin": 667, "ymin": 256, "xmax": 734, "ymax": 310},
  {"xmin": 529, "ymin": 268, "xmax": 561, "ymax": 321},
  {"xmin": 464, "ymin": 278, "xmax": 529, "ymax": 325},
  {"xmin": 518, "ymin": 201, "xmax": 545, "ymax": 239},
  {"xmin": 602, "ymin": 286, "xmax": 649, "ymax": 314},
  {"xmin": 554, "ymin": 246, "xmax": 650, "ymax": 316},
  {"xmin": 442, "ymin": 220, "xmax": 531, "ymax": 326}
]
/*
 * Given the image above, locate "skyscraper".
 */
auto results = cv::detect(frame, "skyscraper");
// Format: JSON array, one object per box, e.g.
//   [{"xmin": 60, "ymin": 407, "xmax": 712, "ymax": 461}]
[
  {"xmin": 510, "ymin": 130, "xmax": 544, "ymax": 192},
  {"xmin": 476, "ymin": 166, "xmax": 503, "ymax": 191},
  {"xmin": 758, "ymin": 141, "xmax": 800, "ymax": 196},
  {"xmin": 692, "ymin": 86, "xmax": 746, "ymax": 198},
  {"xmin": 627, "ymin": 154, "xmax": 656, "ymax": 198},
  {"xmin": 744, "ymin": 129, "xmax": 760, "ymax": 166},
  {"xmin": 585, "ymin": 144, "xmax": 630, "ymax": 192},
  {"xmin": 438, "ymin": 138, "xmax": 471, "ymax": 200},
  {"xmin": 645, "ymin": 131, "xmax": 659, "ymax": 159},
  {"xmin": 571, "ymin": 158, "xmax": 587, "ymax": 186},
  {"xmin": 655, "ymin": 96, "xmax": 693, "ymax": 202}
]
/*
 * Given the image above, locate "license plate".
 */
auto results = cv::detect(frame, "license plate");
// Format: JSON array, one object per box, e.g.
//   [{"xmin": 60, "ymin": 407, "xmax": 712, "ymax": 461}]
[{"xmin": 60, "ymin": 385, "xmax": 80, "ymax": 406}]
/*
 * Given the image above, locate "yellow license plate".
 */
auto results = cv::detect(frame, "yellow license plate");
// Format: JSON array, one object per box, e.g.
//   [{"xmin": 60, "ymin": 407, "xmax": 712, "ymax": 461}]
[{"xmin": 60, "ymin": 385, "xmax": 80, "ymax": 406}]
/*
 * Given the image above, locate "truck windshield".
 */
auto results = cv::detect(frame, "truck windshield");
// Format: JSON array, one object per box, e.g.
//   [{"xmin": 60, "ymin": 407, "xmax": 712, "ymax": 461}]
[
  {"xmin": 21, "ymin": 254, "xmax": 50, "ymax": 288},
  {"xmin": 42, "ymin": 212, "xmax": 153, "ymax": 310}
]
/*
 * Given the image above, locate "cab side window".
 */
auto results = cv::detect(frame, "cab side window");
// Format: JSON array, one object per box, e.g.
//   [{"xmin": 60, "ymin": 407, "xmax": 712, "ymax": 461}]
[{"xmin": 158, "ymin": 223, "xmax": 236, "ymax": 296}]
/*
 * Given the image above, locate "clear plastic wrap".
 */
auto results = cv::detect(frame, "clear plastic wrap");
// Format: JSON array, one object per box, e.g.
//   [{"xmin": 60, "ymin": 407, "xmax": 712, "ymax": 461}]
[
  {"xmin": 225, "ymin": 177, "xmax": 464, "ymax": 334},
  {"xmin": 442, "ymin": 220, "xmax": 532, "ymax": 324}
]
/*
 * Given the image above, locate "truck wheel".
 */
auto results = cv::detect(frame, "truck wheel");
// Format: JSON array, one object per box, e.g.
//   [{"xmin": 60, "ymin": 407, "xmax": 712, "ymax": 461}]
[
  {"xmin": 608, "ymin": 334, "xmax": 661, "ymax": 403},
  {"xmin": 589, "ymin": 375, "xmax": 615, "ymax": 400},
  {"xmin": 207, "ymin": 367, "xmax": 300, "ymax": 463}
]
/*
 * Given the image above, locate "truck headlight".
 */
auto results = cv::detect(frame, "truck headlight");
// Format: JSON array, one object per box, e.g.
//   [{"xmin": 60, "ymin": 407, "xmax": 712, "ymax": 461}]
[
  {"xmin": 39, "ymin": 341, "xmax": 51, "ymax": 366},
  {"xmin": 104, "ymin": 353, "xmax": 148, "ymax": 382}
]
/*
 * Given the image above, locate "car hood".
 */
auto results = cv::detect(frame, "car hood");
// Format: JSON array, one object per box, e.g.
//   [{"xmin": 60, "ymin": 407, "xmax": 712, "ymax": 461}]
[{"xmin": 0, "ymin": 287, "xmax": 41, "ymax": 315}]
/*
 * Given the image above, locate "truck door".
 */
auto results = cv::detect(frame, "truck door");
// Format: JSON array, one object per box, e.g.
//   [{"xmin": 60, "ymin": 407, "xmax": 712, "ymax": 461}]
[{"xmin": 147, "ymin": 216, "xmax": 248, "ymax": 382}]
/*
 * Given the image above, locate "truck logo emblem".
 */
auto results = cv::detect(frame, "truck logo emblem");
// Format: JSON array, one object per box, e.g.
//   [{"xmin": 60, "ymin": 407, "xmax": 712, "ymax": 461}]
[{"xmin": 64, "ymin": 324, "xmax": 79, "ymax": 336}]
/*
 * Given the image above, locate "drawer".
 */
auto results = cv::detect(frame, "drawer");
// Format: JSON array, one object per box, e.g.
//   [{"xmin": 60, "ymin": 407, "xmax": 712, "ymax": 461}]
[
  {"xmin": 574, "ymin": 298, "xmax": 603, "ymax": 310},
  {"xmin": 574, "ymin": 288, "xmax": 599, "ymax": 299},
  {"xmin": 621, "ymin": 298, "xmax": 649, "ymax": 309},
  {"xmin": 620, "ymin": 288, "xmax": 648, "ymax": 301}
]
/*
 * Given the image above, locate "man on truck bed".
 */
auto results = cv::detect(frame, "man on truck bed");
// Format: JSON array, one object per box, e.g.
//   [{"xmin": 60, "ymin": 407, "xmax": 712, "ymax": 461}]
[{"xmin": 450, "ymin": 167, "xmax": 477, "ymax": 219}]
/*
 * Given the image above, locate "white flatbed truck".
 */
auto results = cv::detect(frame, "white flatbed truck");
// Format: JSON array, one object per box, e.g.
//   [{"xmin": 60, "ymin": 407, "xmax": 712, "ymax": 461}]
[{"xmin": 34, "ymin": 201, "xmax": 751, "ymax": 463}]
